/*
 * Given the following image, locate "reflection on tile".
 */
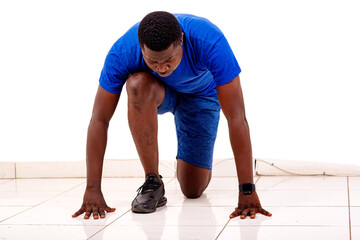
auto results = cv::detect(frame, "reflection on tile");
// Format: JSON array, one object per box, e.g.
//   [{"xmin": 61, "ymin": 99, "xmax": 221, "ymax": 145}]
[
  {"xmin": 111, "ymin": 206, "xmax": 231, "ymax": 226},
  {"xmin": 256, "ymin": 176, "xmax": 347, "ymax": 191},
  {"xmin": 228, "ymin": 207, "xmax": 349, "ymax": 226},
  {"xmin": 89, "ymin": 225, "xmax": 224, "ymax": 240},
  {"xmin": 0, "ymin": 225, "xmax": 104, "ymax": 240},
  {"xmin": 218, "ymin": 226, "xmax": 350, "ymax": 240},
  {"xmin": 166, "ymin": 190, "xmax": 238, "ymax": 207}
]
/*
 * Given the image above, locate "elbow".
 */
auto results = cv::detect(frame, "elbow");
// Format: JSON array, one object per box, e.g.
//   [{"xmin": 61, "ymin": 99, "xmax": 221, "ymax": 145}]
[{"xmin": 224, "ymin": 112, "xmax": 248, "ymax": 126}]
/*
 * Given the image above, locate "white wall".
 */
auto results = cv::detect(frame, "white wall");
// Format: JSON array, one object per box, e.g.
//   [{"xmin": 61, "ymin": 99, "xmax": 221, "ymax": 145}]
[{"xmin": 0, "ymin": 0, "xmax": 359, "ymax": 164}]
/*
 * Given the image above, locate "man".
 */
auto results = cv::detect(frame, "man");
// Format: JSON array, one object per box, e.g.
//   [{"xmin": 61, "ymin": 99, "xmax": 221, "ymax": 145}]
[{"xmin": 72, "ymin": 11, "xmax": 272, "ymax": 220}]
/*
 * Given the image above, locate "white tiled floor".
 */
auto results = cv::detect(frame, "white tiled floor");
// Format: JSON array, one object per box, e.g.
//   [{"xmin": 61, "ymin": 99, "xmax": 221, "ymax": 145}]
[{"xmin": 0, "ymin": 176, "xmax": 357, "ymax": 239}]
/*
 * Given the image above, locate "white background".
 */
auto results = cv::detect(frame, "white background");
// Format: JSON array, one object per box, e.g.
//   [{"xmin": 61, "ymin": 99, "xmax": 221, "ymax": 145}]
[{"xmin": 0, "ymin": 0, "xmax": 359, "ymax": 165}]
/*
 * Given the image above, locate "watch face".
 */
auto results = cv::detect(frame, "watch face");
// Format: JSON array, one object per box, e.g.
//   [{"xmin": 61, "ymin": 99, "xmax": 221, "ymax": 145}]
[
  {"xmin": 242, "ymin": 183, "xmax": 253, "ymax": 192},
  {"xmin": 241, "ymin": 183, "xmax": 255, "ymax": 194}
]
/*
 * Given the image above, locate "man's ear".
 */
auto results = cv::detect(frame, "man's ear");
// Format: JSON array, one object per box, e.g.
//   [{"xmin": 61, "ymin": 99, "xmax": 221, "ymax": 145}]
[{"xmin": 181, "ymin": 32, "xmax": 184, "ymax": 45}]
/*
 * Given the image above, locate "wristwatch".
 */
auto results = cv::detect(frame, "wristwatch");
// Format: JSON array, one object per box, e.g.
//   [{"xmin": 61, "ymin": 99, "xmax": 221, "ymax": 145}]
[{"xmin": 239, "ymin": 183, "xmax": 256, "ymax": 195}]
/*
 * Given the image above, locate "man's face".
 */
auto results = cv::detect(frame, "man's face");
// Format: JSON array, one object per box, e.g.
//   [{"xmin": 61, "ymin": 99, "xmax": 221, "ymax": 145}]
[{"xmin": 142, "ymin": 35, "xmax": 183, "ymax": 77}]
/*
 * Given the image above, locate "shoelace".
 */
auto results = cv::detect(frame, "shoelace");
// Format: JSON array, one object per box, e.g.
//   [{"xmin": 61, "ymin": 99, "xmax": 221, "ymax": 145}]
[{"xmin": 136, "ymin": 176, "xmax": 162, "ymax": 194}]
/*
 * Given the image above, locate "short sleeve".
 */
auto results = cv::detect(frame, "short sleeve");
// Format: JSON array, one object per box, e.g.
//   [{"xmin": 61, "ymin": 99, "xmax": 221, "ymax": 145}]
[
  {"xmin": 99, "ymin": 23, "xmax": 143, "ymax": 94},
  {"xmin": 204, "ymin": 34, "xmax": 241, "ymax": 86},
  {"xmin": 99, "ymin": 44, "xmax": 129, "ymax": 94}
]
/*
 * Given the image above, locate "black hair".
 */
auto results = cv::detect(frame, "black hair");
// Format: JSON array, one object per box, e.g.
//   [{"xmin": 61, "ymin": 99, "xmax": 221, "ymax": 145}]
[{"xmin": 138, "ymin": 11, "xmax": 182, "ymax": 51}]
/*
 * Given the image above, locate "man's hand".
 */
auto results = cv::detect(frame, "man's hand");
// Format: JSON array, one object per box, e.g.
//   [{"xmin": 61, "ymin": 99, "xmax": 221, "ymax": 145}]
[
  {"xmin": 72, "ymin": 188, "xmax": 116, "ymax": 219},
  {"xmin": 230, "ymin": 191, "xmax": 272, "ymax": 219}
]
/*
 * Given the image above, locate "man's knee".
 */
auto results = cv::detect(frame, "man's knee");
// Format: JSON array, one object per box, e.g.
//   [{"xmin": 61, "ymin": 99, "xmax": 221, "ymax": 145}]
[
  {"xmin": 180, "ymin": 186, "xmax": 204, "ymax": 199},
  {"xmin": 176, "ymin": 159, "xmax": 212, "ymax": 199},
  {"xmin": 126, "ymin": 72, "xmax": 165, "ymax": 107},
  {"xmin": 126, "ymin": 72, "xmax": 155, "ymax": 98}
]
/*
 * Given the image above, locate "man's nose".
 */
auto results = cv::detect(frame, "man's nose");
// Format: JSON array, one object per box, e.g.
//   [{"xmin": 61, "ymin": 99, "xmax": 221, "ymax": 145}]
[{"xmin": 156, "ymin": 64, "xmax": 170, "ymax": 73}]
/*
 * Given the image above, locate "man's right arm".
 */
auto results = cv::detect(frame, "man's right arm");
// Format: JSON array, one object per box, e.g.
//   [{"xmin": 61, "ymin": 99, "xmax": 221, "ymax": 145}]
[
  {"xmin": 86, "ymin": 85, "xmax": 120, "ymax": 189},
  {"xmin": 72, "ymin": 85, "xmax": 120, "ymax": 219}
]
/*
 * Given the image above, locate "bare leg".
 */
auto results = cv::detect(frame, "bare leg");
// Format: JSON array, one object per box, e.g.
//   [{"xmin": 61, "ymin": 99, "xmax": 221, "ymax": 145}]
[
  {"xmin": 126, "ymin": 72, "xmax": 165, "ymax": 177},
  {"xmin": 176, "ymin": 158, "xmax": 212, "ymax": 198}
]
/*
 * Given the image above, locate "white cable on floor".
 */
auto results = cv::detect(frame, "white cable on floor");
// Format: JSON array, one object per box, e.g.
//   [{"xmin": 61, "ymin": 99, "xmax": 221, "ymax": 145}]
[
  {"xmin": 254, "ymin": 158, "xmax": 334, "ymax": 176},
  {"xmin": 254, "ymin": 158, "xmax": 360, "ymax": 177}
]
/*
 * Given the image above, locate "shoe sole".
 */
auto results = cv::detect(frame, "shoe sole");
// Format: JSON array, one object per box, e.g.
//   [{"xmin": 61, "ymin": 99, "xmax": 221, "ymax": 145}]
[{"xmin": 131, "ymin": 196, "xmax": 167, "ymax": 213}]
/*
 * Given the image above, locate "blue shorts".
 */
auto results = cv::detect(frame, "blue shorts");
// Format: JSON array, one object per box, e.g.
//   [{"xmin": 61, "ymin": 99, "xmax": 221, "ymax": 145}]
[{"xmin": 157, "ymin": 84, "xmax": 220, "ymax": 169}]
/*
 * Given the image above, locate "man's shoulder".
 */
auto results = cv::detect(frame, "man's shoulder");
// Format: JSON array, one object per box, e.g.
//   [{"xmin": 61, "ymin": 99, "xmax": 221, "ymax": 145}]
[
  {"xmin": 175, "ymin": 14, "xmax": 223, "ymax": 41},
  {"xmin": 113, "ymin": 23, "xmax": 140, "ymax": 48},
  {"xmin": 174, "ymin": 14, "xmax": 214, "ymax": 28},
  {"xmin": 110, "ymin": 22, "xmax": 142, "ymax": 59}
]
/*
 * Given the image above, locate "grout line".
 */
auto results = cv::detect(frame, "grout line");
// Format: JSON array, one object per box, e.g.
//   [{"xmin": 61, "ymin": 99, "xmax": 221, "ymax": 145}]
[
  {"xmin": 164, "ymin": 177, "xmax": 177, "ymax": 185},
  {"xmin": 87, "ymin": 209, "xmax": 131, "ymax": 240},
  {"xmin": 14, "ymin": 162, "xmax": 17, "ymax": 179},
  {"xmin": 215, "ymin": 176, "xmax": 261, "ymax": 239},
  {"xmin": 347, "ymin": 176, "xmax": 352, "ymax": 240},
  {"xmin": 87, "ymin": 177, "xmax": 177, "ymax": 240},
  {"xmin": 215, "ymin": 218, "xmax": 231, "ymax": 240},
  {"xmin": 0, "ymin": 181, "xmax": 85, "ymax": 223}
]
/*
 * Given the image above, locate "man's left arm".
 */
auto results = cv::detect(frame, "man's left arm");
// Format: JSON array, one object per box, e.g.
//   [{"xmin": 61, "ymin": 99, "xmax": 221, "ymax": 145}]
[{"xmin": 216, "ymin": 75, "xmax": 272, "ymax": 219}]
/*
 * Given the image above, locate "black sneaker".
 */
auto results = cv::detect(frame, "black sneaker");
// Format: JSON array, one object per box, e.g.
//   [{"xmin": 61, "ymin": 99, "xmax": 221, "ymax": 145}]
[{"xmin": 131, "ymin": 173, "xmax": 167, "ymax": 213}]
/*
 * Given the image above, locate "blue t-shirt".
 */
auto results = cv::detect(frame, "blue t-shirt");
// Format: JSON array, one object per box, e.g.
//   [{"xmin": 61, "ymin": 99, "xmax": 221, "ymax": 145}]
[{"xmin": 99, "ymin": 14, "xmax": 241, "ymax": 97}]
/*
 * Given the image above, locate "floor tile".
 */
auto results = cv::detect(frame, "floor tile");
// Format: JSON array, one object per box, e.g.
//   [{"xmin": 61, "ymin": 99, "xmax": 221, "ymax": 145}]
[
  {"xmin": 227, "ymin": 206, "xmax": 349, "ymax": 226},
  {"xmin": 110, "ymin": 206, "xmax": 231, "ymax": 226},
  {"xmin": 217, "ymin": 226, "xmax": 350, "ymax": 240},
  {"xmin": 0, "ymin": 225, "xmax": 104, "ymax": 240},
  {"xmin": 256, "ymin": 176, "xmax": 347, "ymax": 191},
  {"xmin": 352, "ymin": 227, "xmax": 360, "ymax": 240},
  {"xmin": 349, "ymin": 191, "xmax": 360, "ymax": 206},
  {"xmin": 0, "ymin": 191, "xmax": 62, "ymax": 206},
  {"xmin": 89, "ymin": 225, "xmax": 224, "ymax": 240},
  {"xmin": 350, "ymin": 207, "xmax": 360, "ymax": 226},
  {"xmin": 2, "ymin": 185, "xmax": 131, "ymax": 226},
  {"xmin": 258, "ymin": 190, "xmax": 348, "ymax": 207},
  {"xmin": 0, "ymin": 175, "xmax": 354, "ymax": 240},
  {"xmin": 349, "ymin": 177, "xmax": 360, "ymax": 190},
  {"xmin": 0, "ymin": 180, "xmax": 11, "ymax": 185},
  {"xmin": 0, "ymin": 206, "xmax": 30, "ymax": 222}
]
